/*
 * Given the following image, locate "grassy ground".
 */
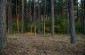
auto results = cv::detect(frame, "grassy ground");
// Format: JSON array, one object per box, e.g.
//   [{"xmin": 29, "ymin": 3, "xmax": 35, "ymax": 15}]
[{"xmin": 1, "ymin": 34, "xmax": 85, "ymax": 55}]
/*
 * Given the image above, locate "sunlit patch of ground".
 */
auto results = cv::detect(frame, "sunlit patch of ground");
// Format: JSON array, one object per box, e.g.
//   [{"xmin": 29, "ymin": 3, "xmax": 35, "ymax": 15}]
[
  {"xmin": 1, "ymin": 34, "xmax": 85, "ymax": 55},
  {"xmin": 27, "ymin": 32, "xmax": 35, "ymax": 35}
]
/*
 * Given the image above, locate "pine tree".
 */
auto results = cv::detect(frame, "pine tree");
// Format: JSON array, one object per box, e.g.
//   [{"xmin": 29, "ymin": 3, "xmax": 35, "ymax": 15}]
[
  {"xmin": 83, "ymin": 0, "xmax": 85, "ymax": 34},
  {"xmin": 34, "ymin": 0, "xmax": 36, "ymax": 35},
  {"xmin": 51, "ymin": 0, "xmax": 55, "ymax": 36},
  {"xmin": 21, "ymin": 0, "xmax": 24, "ymax": 33},
  {"xmin": 0, "ymin": 0, "xmax": 6, "ymax": 50},
  {"xmin": 61, "ymin": 0, "xmax": 64, "ymax": 16},
  {"xmin": 8, "ymin": 0, "xmax": 12, "ymax": 33},
  {"xmin": 16, "ymin": 0, "xmax": 19, "ymax": 33},
  {"xmin": 38, "ymin": 0, "xmax": 41, "ymax": 34},
  {"xmin": 68, "ymin": 0, "xmax": 75, "ymax": 43},
  {"xmin": 29, "ymin": 0, "xmax": 33, "ymax": 33},
  {"xmin": 76, "ymin": 0, "xmax": 78, "ymax": 21},
  {"xmin": 43, "ymin": 0, "xmax": 46, "ymax": 35}
]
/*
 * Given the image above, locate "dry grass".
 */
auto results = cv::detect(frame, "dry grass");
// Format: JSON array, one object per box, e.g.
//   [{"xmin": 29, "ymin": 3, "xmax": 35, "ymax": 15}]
[{"xmin": 1, "ymin": 34, "xmax": 85, "ymax": 55}]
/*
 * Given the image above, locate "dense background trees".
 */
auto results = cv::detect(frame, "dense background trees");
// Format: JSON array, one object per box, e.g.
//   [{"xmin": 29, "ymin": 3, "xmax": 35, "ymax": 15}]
[{"xmin": 5, "ymin": 0, "xmax": 84, "ymax": 35}]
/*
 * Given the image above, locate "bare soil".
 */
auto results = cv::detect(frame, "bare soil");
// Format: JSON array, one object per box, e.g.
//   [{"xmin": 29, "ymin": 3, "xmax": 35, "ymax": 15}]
[{"xmin": 1, "ymin": 34, "xmax": 85, "ymax": 55}]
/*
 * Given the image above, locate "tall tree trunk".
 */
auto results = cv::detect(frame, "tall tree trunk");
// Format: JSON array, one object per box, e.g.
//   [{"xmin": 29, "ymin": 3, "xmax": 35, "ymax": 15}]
[
  {"xmin": 21, "ymin": 0, "xmax": 24, "ymax": 33},
  {"xmin": 81, "ymin": 0, "xmax": 85, "ymax": 34},
  {"xmin": 38, "ymin": 0, "xmax": 41, "ymax": 34},
  {"xmin": 29, "ymin": 0, "xmax": 33, "ymax": 33},
  {"xmin": 68, "ymin": 0, "xmax": 75, "ymax": 43},
  {"xmin": 34, "ymin": 0, "xmax": 36, "ymax": 35},
  {"xmin": 16, "ymin": 0, "xmax": 19, "ymax": 33},
  {"xmin": 43, "ymin": 0, "xmax": 46, "ymax": 35},
  {"xmin": 41, "ymin": 15, "xmax": 43, "ymax": 34},
  {"xmin": 76, "ymin": 0, "xmax": 78, "ymax": 21},
  {"xmin": 0, "ymin": 0, "xmax": 6, "ymax": 50},
  {"xmin": 8, "ymin": 0, "xmax": 12, "ymax": 33},
  {"xmin": 51, "ymin": 0, "xmax": 55, "ymax": 36},
  {"xmin": 61, "ymin": 0, "xmax": 64, "ymax": 16},
  {"xmin": 83, "ymin": 0, "xmax": 85, "ymax": 34}
]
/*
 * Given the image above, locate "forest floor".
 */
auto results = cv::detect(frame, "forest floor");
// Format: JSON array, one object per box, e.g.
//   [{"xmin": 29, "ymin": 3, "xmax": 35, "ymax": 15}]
[{"xmin": 1, "ymin": 33, "xmax": 85, "ymax": 55}]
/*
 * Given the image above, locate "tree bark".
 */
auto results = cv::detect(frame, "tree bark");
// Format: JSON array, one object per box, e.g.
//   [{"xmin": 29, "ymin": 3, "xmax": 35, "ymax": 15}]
[
  {"xmin": 38, "ymin": 0, "xmax": 41, "ymax": 34},
  {"xmin": 43, "ymin": 0, "xmax": 46, "ymax": 35},
  {"xmin": 8, "ymin": 0, "xmax": 12, "ymax": 33},
  {"xmin": 29, "ymin": 0, "xmax": 33, "ymax": 33},
  {"xmin": 76, "ymin": 0, "xmax": 78, "ymax": 21},
  {"xmin": 51, "ymin": 0, "xmax": 55, "ymax": 36},
  {"xmin": 83, "ymin": 0, "xmax": 85, "ymax": 34},
  {"xmin": 16, "ymin": 0, "xmax": 19, "ymax": 33},
  {"xmin": 68, "ymin": 0, "xmax": 75, "ymax": 43},
  {"xmin": 21, "ymin": 0, "xmax": 24, "ymax": 33},
  {"xmin": 0, "ymin": 0, "xmax": 6, "ymax": 50},
  {"xmin": 34, "ymin": 0, "xmax": 36, "ymax": 35},
  {"xmin": 61, "ymin": 0, "xmax": 64, "ymax": 16}
]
